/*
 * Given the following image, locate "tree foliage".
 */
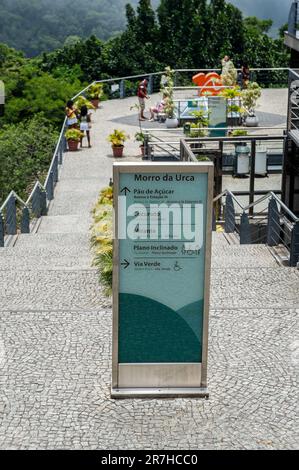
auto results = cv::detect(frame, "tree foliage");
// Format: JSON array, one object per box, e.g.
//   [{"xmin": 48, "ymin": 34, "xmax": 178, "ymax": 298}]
[
  {"xmin": 0, "ymin": 0, "xmax": 158, "ymax": 57},
  {"xmin": 0, "ymin": 0, "xmax": 290, "ymax": 203},
  {"xmin": 0, "ymin": 115, "xmax": 58, "ymax": 200}
]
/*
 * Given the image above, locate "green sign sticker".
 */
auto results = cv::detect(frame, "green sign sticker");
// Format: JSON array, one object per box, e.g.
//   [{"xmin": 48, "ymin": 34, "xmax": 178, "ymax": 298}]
[{"xmin": 118, "ymin": 171, "xmax": 208, "ymax": 363}]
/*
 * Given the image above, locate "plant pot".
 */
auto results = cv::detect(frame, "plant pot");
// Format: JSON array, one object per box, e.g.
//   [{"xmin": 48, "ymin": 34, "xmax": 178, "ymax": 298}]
[
  {"xmin": 91, "ymin": 99, "xmax": 99, "ymax": 109},
  {"xmin": 68, "ymin": 139, "xmax": 79, "ymax": 151},
  {"xmin": 112, "ymin": 145, "xmax": 124, "ymax": 158},
  {"xmin": 140, "ymin": 145, "xmax": 145, "ymax": 156},
  {"xmin": 245, "ymin": 115, "xmax": 259, "ymax": 127},
  {"xmin": 166, "ymin": 117, "xmax": 178, "ymax": 129}
]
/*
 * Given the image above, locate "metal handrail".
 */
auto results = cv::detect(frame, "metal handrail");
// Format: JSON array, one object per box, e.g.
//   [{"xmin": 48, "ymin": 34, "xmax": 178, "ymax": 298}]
[
  {"xmin": 0, "ymin": 191, "xmax": 27, "ymax": 212},
  {"xmin": 213, "ymin": 190, "xmax": 245, "ymax": 210},
  {"xmin": 44, "ymin": 117, "xmax": 67, "ymax": 189},
  {"xmin": 243, "ymin": 192, "xmax": 299, "ymax": 222},
  {"xmin": 214, "ymin": 189, "xmax": 299, "ymax": 223},
  {"xmin": 26, "ymin": 181, "xmax": 45, "ymax": 205}
]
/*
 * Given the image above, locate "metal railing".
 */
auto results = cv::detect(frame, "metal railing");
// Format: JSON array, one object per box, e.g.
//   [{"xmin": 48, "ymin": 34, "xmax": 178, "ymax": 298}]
[{"xmin": 214, "ymin": 190, "xmax": 299, "ymax": 267}]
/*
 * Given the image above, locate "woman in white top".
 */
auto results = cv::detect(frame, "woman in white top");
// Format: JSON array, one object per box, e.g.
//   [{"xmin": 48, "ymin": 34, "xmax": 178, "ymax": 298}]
[{"xmin": 79, "ymin": 105, "xmax": 92, "ymax": 148}]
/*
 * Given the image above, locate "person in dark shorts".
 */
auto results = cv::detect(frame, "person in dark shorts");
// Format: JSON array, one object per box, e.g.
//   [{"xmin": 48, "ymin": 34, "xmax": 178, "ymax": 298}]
[
  {"xmin": 137, "ymin": 79, "xmax": 149, "ymax": 120},
  {"xmin": 242, "ymin": 64, "xmax": 250, "ymax": 89}
]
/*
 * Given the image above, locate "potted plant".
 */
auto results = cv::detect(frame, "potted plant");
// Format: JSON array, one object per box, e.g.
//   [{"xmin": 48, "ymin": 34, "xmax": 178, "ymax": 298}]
[
  {"xmin": 220, "ymin": 86, "xmax": 243, "ymax": 126},
  {"xmin": 231, "ymin": 129, "xmax": 248, "ymax": 147},
  {"xmin": 87, "ymin": 83, "xmax": 104, "ymax": 109},
  {"xmin": 65, "ymin": 128, "xmax": 84, "ymax": 151},
  {"xmin": 107, "ymin": 129, "xmax": 129, "ymax": 158},
  {"xmin": 164, "ymin": 97, "xmax": 178, "ymax": 128},
  {"xmin": 241, "ymin": 82, "xmax": 262, "ymax": 127},
  {"xmin": 74, "ymin": 95, "xmax": 95, "ymax": 113},
  {"xmin": 135, "ymin": 131, "xmax": 150, "ymax": 156}
]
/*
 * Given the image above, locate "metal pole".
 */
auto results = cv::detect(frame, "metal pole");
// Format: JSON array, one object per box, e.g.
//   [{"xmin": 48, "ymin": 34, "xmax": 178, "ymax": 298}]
[
  {"xmin": 41, "ymin": 190, "xmax": 48, "ymax": 216},
  {"xmin": 120, "ymin": 80, "xmax": 126, "ymax": 99},
  {"xmin": 290, "ymin": 221, "xmax": 299, "ymax": 267},
  {"xmin": 47, "ymin": 172, "xmax": 54, "ymax": 201},
  {"xmin": 21, "ymin": 207, "xmax": 30, "ymax": 234},
  {"xmin": 249, "ymin": 140, "xmax": 256, "ymax": 217},
  {"xmin": 240, "ymin": 212, "xmax": 251, "ymax": 244},
  {"xmin": 6, "ymin": 194, "xmax": 17, "ymax": 235},
  {"xmin": 267, "ymin": 197, "xmax": 280, "ymax": 246},
  {"xmin": 0, "ymin": 212, "xmax": 4, "ymax": 247},
  {"xmin": 224, "ymin": 193, "xmax": 236, "ymax": 233}
]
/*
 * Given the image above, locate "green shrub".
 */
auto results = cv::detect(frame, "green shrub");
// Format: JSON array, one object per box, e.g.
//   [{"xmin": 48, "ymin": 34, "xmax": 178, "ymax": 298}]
[
  {"xmin": 0, "ymin": 114, "xmax": 58, "ymax": 201},
  {"xmin": 91, "ymin": 187, "xmax": 114, "ymax": 295}
]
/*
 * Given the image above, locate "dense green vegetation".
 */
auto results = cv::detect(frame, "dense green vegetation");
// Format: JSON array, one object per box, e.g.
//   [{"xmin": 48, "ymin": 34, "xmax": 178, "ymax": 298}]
[
  {"xmin": 40, "ymin": 0, "xmax": 289, "ymax": 80},
  {"xmin": 0, "ymin": 115, "xmax": 58, "ymax": 201},
  {"xmin": 0, "ymin": 0, "xmax": 290, "ymax": 203}
]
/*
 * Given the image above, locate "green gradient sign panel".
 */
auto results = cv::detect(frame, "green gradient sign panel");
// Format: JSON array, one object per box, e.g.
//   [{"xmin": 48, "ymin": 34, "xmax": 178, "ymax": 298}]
[{"xmin": 118, "ymin": 169, "xmax": 208, "ymax": 364}]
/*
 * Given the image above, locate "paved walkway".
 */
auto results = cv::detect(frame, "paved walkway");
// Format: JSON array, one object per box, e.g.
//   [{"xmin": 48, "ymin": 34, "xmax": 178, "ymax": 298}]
[{"xmin": 0, "ymin": 93, "xmax": 298, "ymax": 450}]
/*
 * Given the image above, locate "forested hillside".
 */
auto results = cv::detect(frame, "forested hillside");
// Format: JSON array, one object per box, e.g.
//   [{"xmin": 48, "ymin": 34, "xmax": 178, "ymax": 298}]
[
  {"xmin": 0, "ymin": 0, "xmax": 290, "ymax": 202},
  {"xmin": 0, "ymin": 0, "xmax": 158, "ymax": 56},
  {"xmin": 0, "ymin": 0, "xmax": 289, "ymax": 57}
]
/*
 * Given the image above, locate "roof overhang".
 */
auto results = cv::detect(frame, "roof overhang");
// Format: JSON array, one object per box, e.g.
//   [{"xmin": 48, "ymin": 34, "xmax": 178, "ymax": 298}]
[{"xmin": 285, "ymin": 32, "xmax": 299, "ymax": 53}]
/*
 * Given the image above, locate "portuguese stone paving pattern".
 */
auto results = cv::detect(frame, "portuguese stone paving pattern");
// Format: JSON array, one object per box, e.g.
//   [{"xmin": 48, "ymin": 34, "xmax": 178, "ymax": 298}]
[{"xmin": 0, "ymin": 93, "xmax": 298, "ymax": 449}]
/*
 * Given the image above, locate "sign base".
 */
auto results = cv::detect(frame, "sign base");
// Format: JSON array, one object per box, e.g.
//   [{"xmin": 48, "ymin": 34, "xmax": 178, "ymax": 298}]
[{"xmin": 111, "ymin": 387, "xmax": 209, "ymax": 399}]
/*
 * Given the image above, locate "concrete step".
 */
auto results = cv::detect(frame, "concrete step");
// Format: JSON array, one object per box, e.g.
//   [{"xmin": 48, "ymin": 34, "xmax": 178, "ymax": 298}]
[
  {"xmin": 0, "ymin": 233, "xmax": 92, "ymax": 269},
  {"xmin": 37, "ymin": 215, "xmax": 91, "ymax": 234},
  {"xmin": 211, "ymin": 266, "xmax": 299, "ymax": 309},
  {"xmin": 212, "ymin": 244, "xmax": 279, "ymax": 268},
  {"xmin": 0, "ymin": 268, "xmax": 110, "ymax": 312}
]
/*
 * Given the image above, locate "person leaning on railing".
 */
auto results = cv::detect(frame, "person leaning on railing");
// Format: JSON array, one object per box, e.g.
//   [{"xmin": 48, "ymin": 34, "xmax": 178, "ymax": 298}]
[{"xmin": 65, "ymin": 100, "xmax": 78, "ymax": 128}]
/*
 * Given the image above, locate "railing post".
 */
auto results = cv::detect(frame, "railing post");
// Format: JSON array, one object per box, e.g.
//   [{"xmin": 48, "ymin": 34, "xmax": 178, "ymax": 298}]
[
  {"xmin": 174, "ymin": 71, "xmax": 178, "ymax": 87},
  {"xmin": 290, "ymin": 221, "xmax": 299, "ymax": 267},
  {"xmin": 143, "ymin": 133, "xmax": 150, "ymax": 161},
  {"xmin": 0, "ymin": 212, "xmax": 4, "ymax": 247},
  {"xmin": 148, "ymin": 75, "xmax": 154, "ymax": 95},
  {"xmin": 46, "ymin": 171, "xmax": 54, "ymax": 201},
  {"xmin": 59, "ymin": 140, "xmax": 63, "ymax": 165},
  {"xmin": 240, "ymin": 212, "xmax": 251, "ymax": 244},
  {"xmin": 32, "ymin": 186, "xmax": 42, "ymax": 218},
  {"xmin": 21, "ymin": 207, "xmax": 30, "ymax": 234},
  {"xmin": 212, "ymin": 208, "xmax": 217, "ymax": 231},
  {"xmin": 53, "ymin": 154, "xmax": 58, "ymax": 183},
  {"xmin": 267, "ymin": 197, "xmax": 280, "ymax": 246},
  {"xmin": 120, "ymin": 80, "xmax": 126, "ymax": 99},
  {"xmin": 63, "ymin": 134, "xmax": 68, "ymax": 152},
  {"xmin": 41, "ymin": 190, "xmax": 48, "ymax": 216},
  {"xmin": 6, "ymin": 194, "xmax": 17, "ymax": 235},
  {"xmin": 224, "ymin": 193, "xmax": 235, "ymax": 233}
]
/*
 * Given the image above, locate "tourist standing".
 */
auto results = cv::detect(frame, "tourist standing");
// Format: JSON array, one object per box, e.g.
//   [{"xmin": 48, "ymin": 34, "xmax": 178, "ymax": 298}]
[
  {"xmin": 241, "ymin": 63, "xmax": 250, "ymax": 89},
  {"xmin": 65, "ymin": 100, "xmax": 78, "ymax": 128},
  {"xmin": 79, "ymin": 105, "xmax": 92, "ymax": 148},
  {"xmin": 137, "ymin": 78, "xmax": 149, "ymax": 121}
]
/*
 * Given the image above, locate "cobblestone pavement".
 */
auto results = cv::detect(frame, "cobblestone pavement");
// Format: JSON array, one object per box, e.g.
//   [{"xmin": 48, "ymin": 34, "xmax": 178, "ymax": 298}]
[{"xmin": 0, "ymin": 93, "xmax": 298, "ymax": 449}]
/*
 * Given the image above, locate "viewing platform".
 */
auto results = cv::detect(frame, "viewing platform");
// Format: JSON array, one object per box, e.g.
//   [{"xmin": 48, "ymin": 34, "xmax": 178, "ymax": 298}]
[{"xmin": 0, "ymin": 74, "xmax": 298, "ymax": 449}]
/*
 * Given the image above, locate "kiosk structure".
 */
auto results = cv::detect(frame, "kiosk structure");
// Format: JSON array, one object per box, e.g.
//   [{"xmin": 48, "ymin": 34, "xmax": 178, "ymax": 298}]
[{"xmin": 112, "ymin": 162, "xmax": 214, "ymax": 398}]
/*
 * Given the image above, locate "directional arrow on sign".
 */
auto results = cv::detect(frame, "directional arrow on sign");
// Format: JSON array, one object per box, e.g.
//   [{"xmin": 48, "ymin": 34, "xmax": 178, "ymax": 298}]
[
  {"xmin": 121, "ymin": 187, "xmax": 131, "ymax": 195},
  {"xmin": 121, "ymin": 259, "xmax": 130, "ymax": 269}
]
